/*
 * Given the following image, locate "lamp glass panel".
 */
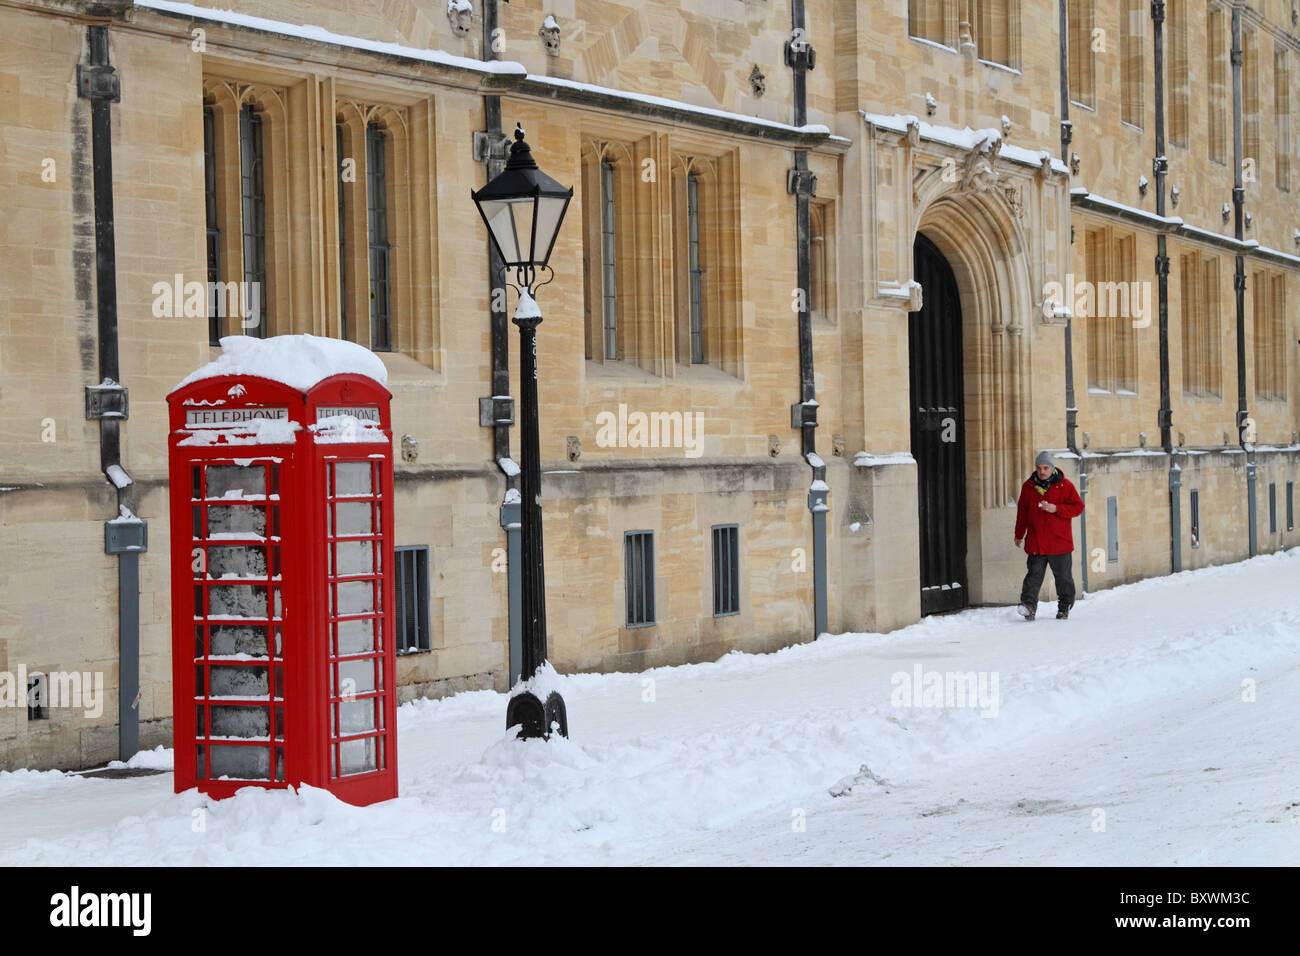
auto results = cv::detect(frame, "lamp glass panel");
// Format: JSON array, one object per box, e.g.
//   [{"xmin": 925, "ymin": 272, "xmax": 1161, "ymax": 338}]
[
  {"xmin": 481, "ymin": 197, "xmax": 534, "ymax": 264},
  {"xmin": 533, "ymin": 195, "xmax": 568, "ymax": 263}
]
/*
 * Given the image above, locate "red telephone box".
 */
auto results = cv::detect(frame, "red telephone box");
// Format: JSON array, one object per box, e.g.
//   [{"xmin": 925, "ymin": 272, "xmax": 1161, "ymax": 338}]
[{"xmin": 167, "ymin": 336, "xmax": 398, "ymax": 806}]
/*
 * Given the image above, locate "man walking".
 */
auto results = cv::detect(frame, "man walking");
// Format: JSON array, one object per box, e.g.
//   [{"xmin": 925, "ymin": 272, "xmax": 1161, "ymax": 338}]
[{"xmin": 1014, "ymin": 451, "xmax": 1084, "ymax": 620}]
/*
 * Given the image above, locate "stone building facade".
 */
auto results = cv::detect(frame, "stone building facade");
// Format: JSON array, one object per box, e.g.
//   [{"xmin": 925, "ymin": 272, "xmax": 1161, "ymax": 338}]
[{"xmin": 0, "ymin": 0, "xmax": 1296, "ymax": 771}]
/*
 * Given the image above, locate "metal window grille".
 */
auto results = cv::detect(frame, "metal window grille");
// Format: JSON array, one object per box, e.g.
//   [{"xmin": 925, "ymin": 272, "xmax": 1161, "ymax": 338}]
[
  {"xmin": 337, "ymin": 124, "xmax": 348, "ymax": 341},
  {"xmin": 687, "ymin": 172, "xmax": 704, "ymax": 364},
  {"xmin": 239, "ymin": 104, "xmax": 267, "ymax": 338},
  {"xmin": 712, "ymin": 524, "xmax": 740, "ymax": 616},
  {"xmin": 1288, "ymin": 481, "xmax": 1295, "ymax": 532},
  {"xmin": 395, "ymin": 546, "xmax": 430, "ymax": 653},
  {"xmin": 601, "ymin": 159, "xmax": 618, "ymax": 360},
  {"xmin": 1106, "ymin": 496, "xmax": 1119, "ymax": 563},
  {"xmin": 625, "ymin": 531, "xmax": 655, "ymax": 626},
  {"xmin": 204, "ymin": 106, "xmax": 221, "ymax": 346},
  {"xmin": 1269, "ymin": 482, "xmax": 1277, "ymax": 534},
  {"xmin": 366, "ymin": 123, "xmax": 391, "ymax": 351},
  {"xmin": 1190, "ymin": 489, "xmax": 1200, "ymax": 548}
]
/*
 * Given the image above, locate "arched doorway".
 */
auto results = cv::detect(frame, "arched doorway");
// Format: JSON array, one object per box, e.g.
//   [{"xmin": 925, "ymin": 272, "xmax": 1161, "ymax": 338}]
[{"xmin": 910, "ymin": 233, "xmax": 968, "ymax": 614}]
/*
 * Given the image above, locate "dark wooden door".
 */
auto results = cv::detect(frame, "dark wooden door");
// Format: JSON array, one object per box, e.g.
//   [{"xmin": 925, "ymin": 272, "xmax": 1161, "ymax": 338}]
[{"xmin": 909, "ymin": 234, "xmax": 969, "ymax": 615}]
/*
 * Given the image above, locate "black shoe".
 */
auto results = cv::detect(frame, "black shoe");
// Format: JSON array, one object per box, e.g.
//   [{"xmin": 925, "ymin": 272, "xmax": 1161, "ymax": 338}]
[
  {"xmin": 1056, "ymin": 606, "xmax": 1070, "ymax": 620},
  {"xmin": 1017, "ymin": 603, "xmax": 1036, "ymax": 620}
]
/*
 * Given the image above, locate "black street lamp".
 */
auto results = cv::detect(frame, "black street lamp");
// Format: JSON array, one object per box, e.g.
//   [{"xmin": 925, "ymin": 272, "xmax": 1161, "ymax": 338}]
[{"xmin": 471, "ymin": 124, "xmax": 573, "ymax": 740}]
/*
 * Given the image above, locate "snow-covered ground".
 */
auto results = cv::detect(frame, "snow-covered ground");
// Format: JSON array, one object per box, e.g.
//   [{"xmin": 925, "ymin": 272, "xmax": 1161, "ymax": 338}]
[{"xmin": 4, "ymin": 549, "xmax": 1299, "ymax": 866}]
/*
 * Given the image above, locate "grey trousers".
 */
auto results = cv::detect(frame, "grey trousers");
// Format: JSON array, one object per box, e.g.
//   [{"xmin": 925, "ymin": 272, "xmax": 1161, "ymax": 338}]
[{"xmin": 1019, "ymin": 552, "xmax": 1076, "ymax": 610}]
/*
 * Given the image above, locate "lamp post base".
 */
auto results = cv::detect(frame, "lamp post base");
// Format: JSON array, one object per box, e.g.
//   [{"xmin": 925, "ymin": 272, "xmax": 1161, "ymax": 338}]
[{"xmin": 506, "ymin": 690, "xmax": 568, "ymax": 740}]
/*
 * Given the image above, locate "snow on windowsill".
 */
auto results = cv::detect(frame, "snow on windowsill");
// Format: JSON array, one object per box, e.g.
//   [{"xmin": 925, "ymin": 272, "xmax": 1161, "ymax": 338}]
[
  {"xmin": 907, "ymin": 35, "xmax": 958, "ymax": 55},
  {"xmin": 978, "ymin": 58, "xmax": 1022, "ymax": 76}
]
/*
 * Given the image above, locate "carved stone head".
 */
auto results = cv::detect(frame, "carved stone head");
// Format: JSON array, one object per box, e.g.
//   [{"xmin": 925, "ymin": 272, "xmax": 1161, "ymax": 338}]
[
  {"xmin": 539, "ymin": 15, "xmax": 561, "ymax": 56},
  {"xmin": 447, "ymin": 0, "xmax": 472, "ymax": 39}
]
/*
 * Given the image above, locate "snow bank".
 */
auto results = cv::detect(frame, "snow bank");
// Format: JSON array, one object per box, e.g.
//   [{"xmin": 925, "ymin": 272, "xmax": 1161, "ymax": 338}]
[
  {"xmin": 4, "ymin": 549, "xmax": 1299, "ymax": 866},
  {"xmin": 175, "ymin": 335, "xmax": 388, "ymax": 393},
  {"xmin": 106, "ymin": 746, "xmax": 174, "ymax": 772}
]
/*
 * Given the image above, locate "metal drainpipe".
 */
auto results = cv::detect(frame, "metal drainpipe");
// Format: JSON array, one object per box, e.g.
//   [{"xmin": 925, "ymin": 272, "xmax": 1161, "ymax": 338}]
[
  {"xmin": 1152, "ymin": 1, "xmax": 1180, "ymax": 573},
  {"xmin": 1230, "ymin": 6, "xmax": 1258, "ymax": 557},
  {"xmin": 478, "ymin": 0, "xmax": 523, "ymax": 684},
  {"xmin": 1059, "ymin": 0, "xmax": 1087, "ymax": 592},
  {"xmin": 79, "ymin": 19, "xmax": 146, "ymax": 763},
  {"xmin": 786, "ymin": 0, "xmax": 827, "ymax": 638}
]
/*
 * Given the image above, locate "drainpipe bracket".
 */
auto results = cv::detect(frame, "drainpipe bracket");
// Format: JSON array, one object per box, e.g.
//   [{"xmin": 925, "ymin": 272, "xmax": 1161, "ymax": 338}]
[
  {"xmin": 808, "ymin": 487, "xmax": 829, "ymax": 513},
  {"xmin": 77, "ymin": 62, "xmax": 120, "ymax": 103},
  {"xmin": 480, "ymin": 395, "xmax": 515, "ymax": 427},
  {"xmin": 1157, "ymin": 408, "xmax": 1173, "ymax": 430},
  {"xmin": 791, "ymin": 400, "xmax": 819, "ymax": 430},
  {"xmin": 86, "ymin": 382, "xmax": 128, "ymax": 420},
  {"xmin": 787, "ymin": 167, "xmax": 817, "ymax": 197},
  {"xmin": 500, "ymin": 499, "xmax": 521, "ymax": 531},
  {"xmin": 473, "ymin": 129, "xmax": 512, "ymax": 164},
  {"xmin": 784, "ymin": 36, "xmax": 816, "ymax": 71},
  {"xmin": 105, "ymin": 516, "xmax": 148, "ymax": 555}
]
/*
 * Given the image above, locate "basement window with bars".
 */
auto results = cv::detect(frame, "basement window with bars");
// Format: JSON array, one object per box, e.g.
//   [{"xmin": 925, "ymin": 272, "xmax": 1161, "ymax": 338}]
[
  {"xmin": 1190, "ymin": 489, "xmax": 1200, "ymax": 548},
  {"xmin": 1106, "ymin": 496, "xmax": 1119, "ymax": 563},
  {"xmin": 27, "ymin": 674, "xmax": 47, "ymax": 721},
  {"xmin": 1269, "ymin": 483, "xmax": 1277, "ymax": 535},
  {"xmin": 712, "ymin": 524, "xmax": 740, "ymax": 617},
  {"xmin": 395, "ymin": 546, "xmax": 430, "ymax": 653},
  {"xmin": 625, "ymin": 531, "xmax": 655, "ymax": 627},
  {"xmin": 1288, "ymin": 481, "xmax": 1295, "ymax": 532}
]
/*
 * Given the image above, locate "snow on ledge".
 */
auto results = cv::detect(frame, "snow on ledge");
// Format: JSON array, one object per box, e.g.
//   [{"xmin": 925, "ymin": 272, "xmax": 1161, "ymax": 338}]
[
  {"xmin": 134, "ymin": 0, "xmax": 526, "ymax": 76},
  {"xmin": 860, "ymin": 111, "xmax": 1070, "ymax": 175},
  {"xmin": 854, "ymin": 451, "xmax": 916, "ymax": 468},
  {"xmin": 175, "ymin": 335, "xmax": 388, "ymax": 393},
  {"xmin": 529, "ymin": 74, "xmax": 833, "ymax": 138}
]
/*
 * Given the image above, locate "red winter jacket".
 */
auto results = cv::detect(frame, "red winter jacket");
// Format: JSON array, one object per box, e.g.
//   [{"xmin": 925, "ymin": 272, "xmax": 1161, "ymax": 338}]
[{"xmin": 1014, "ymin": 469, "xmax": 1084, "ymax": 555}]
